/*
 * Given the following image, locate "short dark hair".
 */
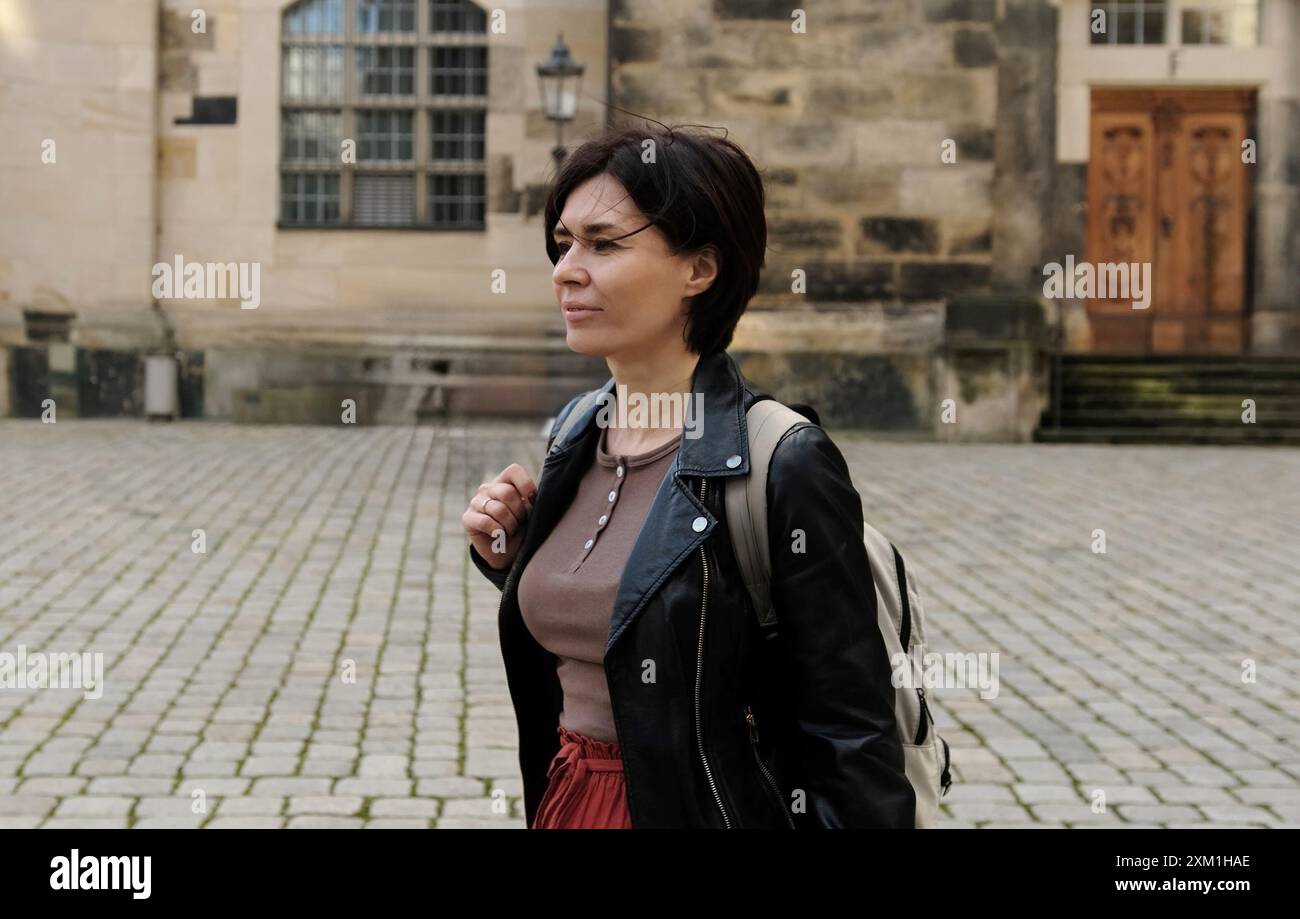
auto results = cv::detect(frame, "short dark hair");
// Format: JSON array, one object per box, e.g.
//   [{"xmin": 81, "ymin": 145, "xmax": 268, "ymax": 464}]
[{"xmin": 543, "ymin": 123, "xmax": 768, "ymax": 355}]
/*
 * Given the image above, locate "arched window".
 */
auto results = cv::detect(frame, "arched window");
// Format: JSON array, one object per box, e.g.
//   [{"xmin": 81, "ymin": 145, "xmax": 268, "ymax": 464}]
[{"xmin": 280, "ymin": 0, "xmax": 488, "ymax": 228}]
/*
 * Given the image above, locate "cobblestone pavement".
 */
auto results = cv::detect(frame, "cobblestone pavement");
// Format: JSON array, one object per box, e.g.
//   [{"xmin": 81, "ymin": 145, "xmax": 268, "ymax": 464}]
[{"xmin": 0, "ymin": 419, "xmax": 1297, "ymax": 829}]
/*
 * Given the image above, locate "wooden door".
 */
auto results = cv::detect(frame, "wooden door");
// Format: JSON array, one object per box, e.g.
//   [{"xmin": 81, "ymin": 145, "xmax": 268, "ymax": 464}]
[{"xmin": 1087, "ymin": 89, "xmax": 1253, "ymax": 354}]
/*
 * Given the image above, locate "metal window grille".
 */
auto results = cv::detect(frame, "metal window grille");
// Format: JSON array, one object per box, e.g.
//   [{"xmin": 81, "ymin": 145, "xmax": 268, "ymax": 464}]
[
  {"xmin": 281, "ymin": 0, "xmax": 487, "ymax": 227},
  {"xmin": 355, "ymin": 174, "xmax": 416, "ymax": 225}
]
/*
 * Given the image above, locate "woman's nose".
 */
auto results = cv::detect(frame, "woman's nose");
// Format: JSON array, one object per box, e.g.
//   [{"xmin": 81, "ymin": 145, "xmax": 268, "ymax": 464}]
[{"xmin": 552, "ymin": 247, "xmax": 587, "ymax": 284}]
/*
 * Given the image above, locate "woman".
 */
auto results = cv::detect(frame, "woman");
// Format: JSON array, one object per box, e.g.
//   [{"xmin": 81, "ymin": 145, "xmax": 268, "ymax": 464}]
[{"xmin": 461, "ymin": 124, "xmax": 915, "ymax": 829}]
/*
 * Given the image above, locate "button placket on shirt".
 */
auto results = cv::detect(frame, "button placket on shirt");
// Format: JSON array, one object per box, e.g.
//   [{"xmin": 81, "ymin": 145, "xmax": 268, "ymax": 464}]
[{"xmin": 571, "ymin": 458, "xmax": 627, "ymax": 571}]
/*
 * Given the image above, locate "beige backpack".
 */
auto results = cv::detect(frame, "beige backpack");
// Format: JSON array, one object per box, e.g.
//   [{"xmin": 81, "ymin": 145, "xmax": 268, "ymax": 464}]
[{"xmin": 724, "ymin": 398, "xmax": 954, "ymax": 828}]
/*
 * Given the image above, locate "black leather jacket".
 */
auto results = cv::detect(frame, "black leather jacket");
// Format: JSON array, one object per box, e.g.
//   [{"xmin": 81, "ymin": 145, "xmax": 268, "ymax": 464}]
[{"xmin": 469, "ymin": 348, "xmax": 915, "ymax": 828}]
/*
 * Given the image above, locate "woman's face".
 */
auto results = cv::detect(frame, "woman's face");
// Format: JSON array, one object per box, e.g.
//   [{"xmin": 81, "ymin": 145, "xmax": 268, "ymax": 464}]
[{"xmin": 551, "ymin": 173, "xmax": 716, "ymax": 361}]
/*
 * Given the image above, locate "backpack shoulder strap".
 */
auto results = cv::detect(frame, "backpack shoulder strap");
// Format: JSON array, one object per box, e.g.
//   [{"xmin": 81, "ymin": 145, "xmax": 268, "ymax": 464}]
[
  {"xmin": 547, "ymin": 388, "xmax": 604, "ymax": 453},
  {"xmin": 725, "ymin": 398, "xmax": 813, "ymax": 630}
]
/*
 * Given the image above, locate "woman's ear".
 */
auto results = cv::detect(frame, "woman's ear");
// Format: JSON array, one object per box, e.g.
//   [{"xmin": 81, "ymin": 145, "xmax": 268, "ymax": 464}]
[{"xmin": 684, "ymin": 246, "xmax": 720, "ymax": 297}]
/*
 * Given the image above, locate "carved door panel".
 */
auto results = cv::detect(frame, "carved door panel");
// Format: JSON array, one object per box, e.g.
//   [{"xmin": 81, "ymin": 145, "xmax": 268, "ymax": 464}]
[
  {"xmin": 1088, "ymin": 111, "xmax": 1157, "ymax": 353},
  {"xmin": 1159, "ymin": 111, "xmax": 1250, "ymax": 352},
  {"xmin": 1088, "ymin": 90, "xmax": 1253, "ymax": 354}
]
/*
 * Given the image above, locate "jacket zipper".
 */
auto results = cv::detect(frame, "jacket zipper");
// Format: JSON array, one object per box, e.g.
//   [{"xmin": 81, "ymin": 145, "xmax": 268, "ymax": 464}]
[
  {"xmin": 745, "ymin": 705, "xmax": 795, "ymax": 828},
  {"xmin": 695, "ymin": 476, "xmax": 732, "ymax": 829}
]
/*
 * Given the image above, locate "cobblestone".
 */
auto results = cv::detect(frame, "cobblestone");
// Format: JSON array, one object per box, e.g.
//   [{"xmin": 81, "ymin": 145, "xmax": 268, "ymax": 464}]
[{"xmin": 1, "ymin": 420, "xmax": 1296, "ymax": 828}]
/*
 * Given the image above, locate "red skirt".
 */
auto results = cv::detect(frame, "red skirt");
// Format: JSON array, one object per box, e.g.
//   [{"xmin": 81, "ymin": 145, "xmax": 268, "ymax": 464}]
[{"xmin": 532, "ymin": 724, "xmax": 633, "ymax": 829}]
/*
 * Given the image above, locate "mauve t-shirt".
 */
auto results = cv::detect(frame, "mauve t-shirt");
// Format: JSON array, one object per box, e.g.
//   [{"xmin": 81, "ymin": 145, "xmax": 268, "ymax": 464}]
[{"xmin": 516, "ymin": 424, "xmax": 681, "ymax": 743}]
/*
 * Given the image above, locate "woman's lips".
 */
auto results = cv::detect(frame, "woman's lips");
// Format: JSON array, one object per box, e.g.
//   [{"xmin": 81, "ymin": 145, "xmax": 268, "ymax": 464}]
[{"xmin": 563, "ymin": 305, "xmax": 602, "ymax": 321}]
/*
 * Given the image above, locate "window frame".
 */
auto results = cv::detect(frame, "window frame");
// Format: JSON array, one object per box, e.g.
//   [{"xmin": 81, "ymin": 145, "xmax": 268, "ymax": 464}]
[
  {"xmin": 279, "ymin": 0, "xmax": 489, "ymax": 231},
  {"xmin": 1089, "ymin": 0, "xmax": 1171, "ymax": 46},
  {"xmin": 1177, "ymin": 0, "xmax": 1260, "ymax": 46},
  {"xmin": 1087, "ymin": 0, "xmax": 1261, "ymax": 47}
]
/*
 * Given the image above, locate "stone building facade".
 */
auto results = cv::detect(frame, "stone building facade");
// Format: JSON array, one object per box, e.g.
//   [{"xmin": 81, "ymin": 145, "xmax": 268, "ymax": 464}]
[{"xmin": 1, "ymin": 0, "xmax": 1296, "ymax": 438}]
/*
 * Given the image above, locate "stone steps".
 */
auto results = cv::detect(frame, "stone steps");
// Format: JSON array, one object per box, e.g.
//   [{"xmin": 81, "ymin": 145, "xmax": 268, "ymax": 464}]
[
  {"xmin": 1035, "ymin": 426, "xmax": 1300, "ymax": 445},
  {"xmin": 1036, "ymin": 355, "xmax": 1300, "ymax": 445}
]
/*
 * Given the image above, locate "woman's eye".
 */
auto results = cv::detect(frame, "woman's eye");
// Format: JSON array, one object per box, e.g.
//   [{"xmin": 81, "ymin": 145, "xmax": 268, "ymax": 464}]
[{"xmin": 555, "ymin": 240, "xmax": 616, "ymax": 257}]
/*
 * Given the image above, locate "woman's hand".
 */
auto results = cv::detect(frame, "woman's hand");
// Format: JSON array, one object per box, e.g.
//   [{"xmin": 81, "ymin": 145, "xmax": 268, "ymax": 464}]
[{"xmin": 462, "ymin": 463, "xmax": 538, "ymax": 571}]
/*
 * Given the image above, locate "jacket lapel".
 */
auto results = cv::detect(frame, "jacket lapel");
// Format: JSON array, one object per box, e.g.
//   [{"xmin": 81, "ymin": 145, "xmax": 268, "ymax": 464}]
[
  {"xmin": 605, "ymin": 462, "xmax": 714, "ymax": 653},
  {"xmin": 602, "ymin": 350, "xmax": 755, "ymax": 654},
  {"xmin": 531, "ymin": 350, "xmax": 758, "ymax": 657}
]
